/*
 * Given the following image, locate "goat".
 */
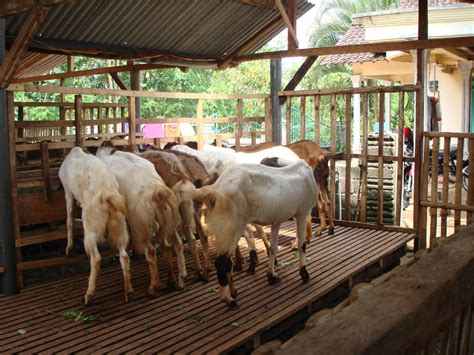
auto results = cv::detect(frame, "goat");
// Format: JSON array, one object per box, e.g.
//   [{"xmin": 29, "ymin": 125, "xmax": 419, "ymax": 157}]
[
  {"xmin": 58, "ymin": 147, "xmax": 132, "ymax": 304},
  {"xmin": 235, "ymin": 140, "xmax": 334, "ymax": 237},
  {"xmin": 139, "ymin": 149, "xmax": 211, "ymax": 280},
  {"xmin": 193, "ymin": 159, "xmax": 318, "ymax": 309},
  {"xmin": 96, "ymin": 145, "xmax": 187, "ymax": 293}
]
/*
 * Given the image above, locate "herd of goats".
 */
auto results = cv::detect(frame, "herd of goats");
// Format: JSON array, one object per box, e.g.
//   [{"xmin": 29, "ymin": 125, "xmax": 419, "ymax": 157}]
[{"xmin": 58, "ymin": 139, "xmax": 334, "ymax": 309}]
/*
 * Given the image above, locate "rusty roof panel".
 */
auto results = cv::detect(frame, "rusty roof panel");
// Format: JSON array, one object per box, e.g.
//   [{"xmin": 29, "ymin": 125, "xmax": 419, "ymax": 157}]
[{"xmin": 5, "ymin": 0, "xmax": 313, "ymax": 61}]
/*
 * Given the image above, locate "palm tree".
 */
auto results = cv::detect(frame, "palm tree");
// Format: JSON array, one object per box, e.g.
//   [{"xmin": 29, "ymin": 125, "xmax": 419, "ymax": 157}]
[{"xmin": 302, "ymin": 0, "xmax": 400, "ymax": 88}]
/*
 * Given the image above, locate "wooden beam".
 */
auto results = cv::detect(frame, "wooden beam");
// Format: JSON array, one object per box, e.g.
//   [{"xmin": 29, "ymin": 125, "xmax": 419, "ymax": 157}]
[
  {"xmin": 11, "ymin": 62, "xmax": 185, "ymax": 83},
  {"xmin": 286, "ymin": 0, "xmax": 297, "ymax": 51},
  {"xmin": 443, "ymin": 47, "xmax": 470, "ymax": 61},
  {"xmin": 110, "ymin": 72, "xmax": 128, "ymax": 90},
  {"xmin": 280, "ymin": 56, "xmax": 317, "ymax": 105},
  {"xmin": 275, "ymin": 0, "xmax": 299, "ymax": 49},
  {"xmin": 240, "ymin": 0, "xmax": 274, "ymax": 9},
  {"xmin": 219, "ymin": 17, "xmax": 285, "ymax": 68},
  {"xmin": 66, "ymin": 55, "xmax": 74, "ymax": 72},
  {"xmin": 0, "ymin": 0, "xmax": 69, "ymax": 17},
  {"xmin": 234, "ymin": 36, "xmax": 474, "ymax": 63},
  {"xmin": 0, "ymin": 6, "xmax": 49, "ymax": 88}
]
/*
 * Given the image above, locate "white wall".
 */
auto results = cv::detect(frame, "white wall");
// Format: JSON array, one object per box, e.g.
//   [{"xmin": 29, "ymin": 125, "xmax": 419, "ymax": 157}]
[{"xmin": 435, "ymin": 67, "xmax": 463, "ymax": 132}]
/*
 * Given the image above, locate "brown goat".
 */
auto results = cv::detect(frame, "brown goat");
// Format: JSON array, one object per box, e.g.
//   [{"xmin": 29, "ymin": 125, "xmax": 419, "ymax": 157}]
[{"xmin": 139, "ymin": 149, "xmax": 212, "ymax": 280}]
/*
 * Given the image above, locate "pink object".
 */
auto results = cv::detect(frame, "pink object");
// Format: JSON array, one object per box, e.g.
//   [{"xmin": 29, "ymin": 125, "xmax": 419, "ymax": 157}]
[{"xmin": 143, "ymin": 124, "xmax": 165, "ymax": 138}]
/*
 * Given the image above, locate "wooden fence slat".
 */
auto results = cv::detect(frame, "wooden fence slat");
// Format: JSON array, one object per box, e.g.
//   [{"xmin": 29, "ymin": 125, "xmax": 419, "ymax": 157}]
[
  {"xmin": 265, "ymin": 97, "xmax": 272, "ymax": 142},
  {"xmin": 395, "ymin": 92, "xmax": 405, "ymax": 226},
  {"xmin": 314, "ymin": 95, "xmax": 320, "ymax": 145},
  {"xmin": 419, "ymin": 137, "xmax": 431, "ymax": 249},
  {"xmin": 74, "ymin": 95, "xmax": 83, "ymax": 147},
  {"xmin": 40, "ymin": 142, "xmax": 51, "ymax": 202},
  {"xmin": 360, "ymin": 94, "xmax": 369, "ymax": 223},
  {"xmin": 430, "ymin": 137, "xmax": 440, "ymax": 247},
  {"xmin": 330, "ymin": 94, "xmax": 336, "ymax": 219},
  {"xmin": 454, "ymin": 138, "xmax": 464, "ymax": 232},
  {"xmin": 196, "ymin": 99, "xmax": 204, "ymax": 150},
  {"xmin": 441, "ymin": 137, "xmax": 450, "ymax": 237},
  {"xmin": 286, "ymin": 97, "xmax": 291, "ymax": 144},
  {"xmin": 377, "ymin": 92, "xmax": 385, "ymax": 226},
  {"xmin": 128, "ymin": 96, "xmax": 136, "ymax": 146},
  {"xmin": 344, "ymin": 94, "xmax": 351, "ymax": 221},
  {"xmin": 467, "ymin": 139, "xmax": 474, "ymax": 225},
  {"xmin": 235, "ymin": 98, "xmax": 243, "ymax": 150},
  {"xmin": 300, "ymin": 96, "xmax": 306, "ymax": 140}
]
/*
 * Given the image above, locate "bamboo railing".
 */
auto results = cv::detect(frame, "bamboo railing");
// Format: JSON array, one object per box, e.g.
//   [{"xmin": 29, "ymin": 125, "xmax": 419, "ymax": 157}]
[
  {"xmin": 419, "ymin": 132, "xmax": 474, "ymax": 249},
  {"xmin": 279, "ymin": 84, "xmax": 419, "ymax": 234},
  {"xmin": 6, "ymin": 86, "xmax": 270, "ymax": 284}
]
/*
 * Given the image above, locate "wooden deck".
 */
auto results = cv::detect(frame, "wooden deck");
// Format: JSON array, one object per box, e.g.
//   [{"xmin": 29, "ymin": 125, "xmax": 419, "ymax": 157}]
[{"xmin": 0, "ymin": 223, "xmax": 414, "ymax": 353}]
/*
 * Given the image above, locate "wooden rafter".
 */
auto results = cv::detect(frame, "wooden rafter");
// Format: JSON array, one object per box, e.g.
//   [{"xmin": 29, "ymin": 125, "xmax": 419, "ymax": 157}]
[
  {"xmin": 0, "ymin": 6, "xmax": 49, "ymax": 88},
  {"xmin": 11, "ymin": 62, "xmax": 187, "ymax": 84},
  {"xmin": 110, "ymin": 72, "xmax": 128, "ymax": 90},
  {"xmin": 233, "ymin": 36, "xmax": 474, "ymax": 63},
  {"xmin": 0, "ymin": 0, "xmax": 70, "ymax": 17},
  {"xmin": 443, "ymin": 47, "xmax": 470, "ymax": 61},
  {"xmin": 280, "ymin": 56, "xmax": 318, "ymax": 105},
  {"xmin": 240, "ymin": 0, "xmax": 274, "ymax": 9},
  {"xmin": 219, "ymin": 17, "xmax": 285, "ymax": 68},
  {"xmin": 275, "ymin": 0, "xmax": 299, "ymax": 49}
]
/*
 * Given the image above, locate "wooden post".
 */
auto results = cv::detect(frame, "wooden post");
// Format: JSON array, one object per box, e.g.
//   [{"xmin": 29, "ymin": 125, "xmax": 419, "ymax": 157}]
[
  {"xmin": 40, "ymin": 142, "xmax": 51, "ymax": 202},
  {"xmin": 330, "ymin": 94, "xmax": 337, "ymax": 220},
  {"xmin": 419, "ymin": 136, "xmax": 430, "ymax": 249},
  {"xmin": 377, "ymin": 92, "xmax": 385, "ymax": 226},
  {"xmin": 440, "ymin": 137, "xmax": 450, "ymax": 237},
  {"xmin": 430, "ymin": 137, "xmax": 440, "ymax": 247},
  {"xmin": 130, "ymin": 62, "xmax": 141, "ymax": 135},
  {"xmin": 196, "ymin": 99, "xmax": 203, "ymax": 150},
  {"xmin": 300, "ymin": 96, "xmax": 306, "ymax": 140},
  {"xmin": 360, "ymin": 94, "xmax": 369, "ymax": 223},
  {"xmin": 251, "ymin": 131, "xmax": 257, "ymax": 146},
  {"xmin": 467, "ymin": 139, "xmax": 474, "ymax": 225},
  {"xmin": 414, "ymin": 0, "xmax": 428, "ymax": 250},
  {"xmin": 286, "ymin": 0, "xmax": 297, "ymax": 51},
  {"xmin": 454, "ymin": 138, "xmax": 464, "ymax": 232},
  {"xmin": 270, "ymin": 58, "xmax": 282, "ymax": 144},
  {"xmin": 235, "ymin": 98, "xmax": 243, "ymax": 150},
  {"xmin": 314, "ymin": 95, "xmax": 320, "ymax": 144},
  {"xmin": 128, "ymin": 96, "xmax": 136, "ymax": 147},
  {"xmin": 1, "ymin": 32, "xmax": 19, "ymax": 295},
  {"xmin": 74, "ymin": 95, "xmax": 83, "ymax": 147},
  {"xmin": 395, "ymin": 92, "xmax": 405, "ymax": 226},
  {"xmin": 286, "ymin": 97, "xmax": 291, "ymax": 144},
  {"xmin": 17, "ymin": 105, "xmax": 24, "ymax": 138},
  {"xmin": 344, "ymin": 94, "xmax": 352, "ymax": 221},
  {"xmin": 264, "ymin": 97, "xmax": 272, "ymax": 142}
]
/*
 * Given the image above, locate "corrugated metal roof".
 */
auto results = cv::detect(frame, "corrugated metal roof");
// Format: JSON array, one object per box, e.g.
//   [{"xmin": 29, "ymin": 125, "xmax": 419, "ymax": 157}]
[
  {"xmin": 321, "ymin": 24, "xmax": 386, "ymax": 66},
  {"xmin": 5, "ymin": 0, "xmax": 313, "ymax": 63}
]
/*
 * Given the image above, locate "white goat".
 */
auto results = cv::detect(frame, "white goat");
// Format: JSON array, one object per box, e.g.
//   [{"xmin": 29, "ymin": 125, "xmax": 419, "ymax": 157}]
[
  {"xmin": 96, "ymin": 146, "xmax": 187, "ymax": 293},
  {"xmin": 193, "ymin": 158, "xmax": 318, "ymax": 309},
  {"xmin": 59, "ymin": 147, "xmax": 132, "ymax": 304}
]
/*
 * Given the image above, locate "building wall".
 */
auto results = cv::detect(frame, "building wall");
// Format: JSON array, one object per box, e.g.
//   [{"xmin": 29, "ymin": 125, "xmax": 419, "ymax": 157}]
[{"xmin": 434, "ymin": 67, "xmax": 463, "ymax": 132}]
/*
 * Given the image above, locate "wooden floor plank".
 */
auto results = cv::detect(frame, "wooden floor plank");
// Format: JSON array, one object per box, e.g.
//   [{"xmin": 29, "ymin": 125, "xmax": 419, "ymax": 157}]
[{"xmin": 0, "ymin": 224, "xmax": 414, "ymax": 353}]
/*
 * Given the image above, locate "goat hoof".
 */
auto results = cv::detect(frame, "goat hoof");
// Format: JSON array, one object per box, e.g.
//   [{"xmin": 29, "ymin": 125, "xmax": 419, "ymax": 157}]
[
  {"xmin": 267, "ymin": 274, "xmax": 281, "ymax": 285},
  {"xmin": 230, "ymin": 289, "xmax": 238, "ymax": 299},
  {"xmin": 246, "ymin": 266, "xmax": 256, "ymax": 275},
  {"xmin": 147, "ymin": 286, "xmax": 157, "ymax": 296},
  {"xmin": 83, "ymin": 296, "xmax": 93, "ymax": 306},
  {"xmin": 65, "ymin": 249, "xmax": 72, "ymax": 257},
  {"xmin": 300, "ymin": 266, "xmax": 310, "ymax": 284},
  {"xmin": 167, "ymin": 280, "xmax": 178, "ymax": 290},
  {"xmin": 196, "ymin": 271, "xmax": 209, "ymax": 283},
  {"xmin": 329, "ymin": 227, "xmax": 335, "ymax": 235},
  {"xmin": 228, "ymin": 300, "xmax": 239, "ymax": 310},
  {"xmin": 234, "ymin": 262, "xmax": 243, "ymax": 272},
  {"xmin": 126, "ymin": 292, "xmax": 137, "ymax": 301},
  {"xmin": 274, "ymin": 258, "xmax": 278, "ymax": 266}
]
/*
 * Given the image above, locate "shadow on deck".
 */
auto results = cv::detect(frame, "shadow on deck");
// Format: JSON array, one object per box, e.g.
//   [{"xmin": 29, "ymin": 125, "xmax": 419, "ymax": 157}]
[{"xmin": 0, "ymin": 223, "xmax": 414, "ymax": 353}]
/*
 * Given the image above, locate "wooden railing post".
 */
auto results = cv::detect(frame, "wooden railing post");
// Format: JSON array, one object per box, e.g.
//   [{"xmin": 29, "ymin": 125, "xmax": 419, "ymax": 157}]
[
  {"xmin": 330, "ymin": 94, "xmax": 336, "ymax": 219},
  {"xmin": 74, "ymin": 95, "xmax": 83, "ymax": 147},
  {"xmin": 300, "ymin": 96, "xmax": 306, "ymax": 140},
  {"xmin": 265, "ymin": 97, "xmax": 272, "ymax": 142},
  {"xmin": 285, "ymin": 97, "xmax": 291, "ymax": 144},
  {"xmin": 395, "ymin": 92, "xmax": 405, "ymax": 226},
  {"xmin": 235, "ymin": 98, "xmax": 243, "ymax": 150},
  {"xmin": 344, "ymin": 94, "xmax": 352, "ymax": 221},
  {"xmin": 377, "ymin": 92, "xmax": 385, "ymax": 226},
  {"xmin": 314, "ymin": 95, "xmax": 320, "ymax": 145},
  {"xmin": 360, "ymin": 94, "xmax": 369, "ymax": 223},
  {"xmin": 196, "ymin": 99, "xmax": 203, "ymax": 150},
  {"xmin": 128, "ymin": 96, "xmax": 136, "ymax": 146}
]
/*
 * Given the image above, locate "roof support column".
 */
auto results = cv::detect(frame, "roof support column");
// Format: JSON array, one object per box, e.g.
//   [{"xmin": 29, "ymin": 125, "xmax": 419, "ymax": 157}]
[
  {"xmin": 383, "ymin": 80, "xmax": 392, "ymax": 130},
  {"xmin": 130, "ymin": 62, "xmax": 141, "ymax": 137},
  {"xmin": 0, "ymin": 18, "xmax": 18, "ymax": 295},
  {"xmin": 459, "ymin": 61, "xmax": 473, "ymax": 134},
  {"xmin": 351, "ymin": 74, "xmax": 362, "ymax": 153},
  {"xmin": 270, "ymin": 58, "xmax": 282, "ymax": 144}
]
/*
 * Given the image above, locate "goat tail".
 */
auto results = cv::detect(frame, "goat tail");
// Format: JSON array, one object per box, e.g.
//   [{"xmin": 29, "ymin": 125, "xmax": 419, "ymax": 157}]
[
  {"xmin": 102, "ymin": 190, "xmax": 128, "ymax": 250},
  {"xmin": 152, "ymin": 184, "xmax": 181, "ymax": 241}
]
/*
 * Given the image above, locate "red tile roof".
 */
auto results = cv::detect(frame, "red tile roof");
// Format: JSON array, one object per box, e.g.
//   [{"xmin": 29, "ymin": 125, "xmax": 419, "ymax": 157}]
[{"xmin": 320, "ymin": 24, "xmax": 386, "ymax": 66}]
